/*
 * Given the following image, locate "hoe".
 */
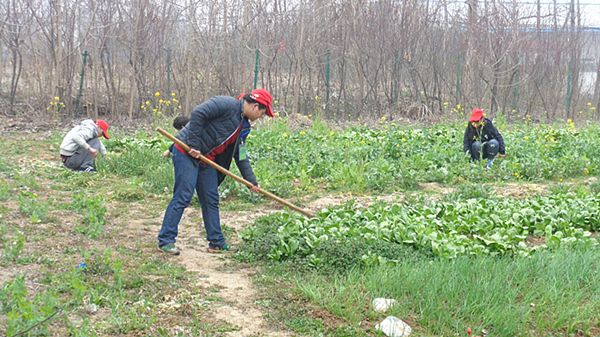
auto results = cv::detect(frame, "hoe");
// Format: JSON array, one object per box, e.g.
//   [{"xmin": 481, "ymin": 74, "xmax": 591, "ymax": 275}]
[{"xmin": 157, "ymin": 128, "xmax": 314, "ymax": 218}]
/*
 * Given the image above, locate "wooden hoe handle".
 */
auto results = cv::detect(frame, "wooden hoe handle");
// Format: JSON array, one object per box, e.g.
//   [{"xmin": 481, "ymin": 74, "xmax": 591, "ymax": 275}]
[{"xmin": 157, "ymin": 128, "xmax": 314, "ymax": 218}]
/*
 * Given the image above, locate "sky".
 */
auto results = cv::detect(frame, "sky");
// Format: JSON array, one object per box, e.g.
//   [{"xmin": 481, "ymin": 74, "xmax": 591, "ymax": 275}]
[
  {"xmin": 441, "ymin": 0, "xmax": 600, "ymax": 28},
  {"xmin": 506, "ymin": 1, "xmax": 600, "ymax": 27},
  {"xmin": 552, "ymin": 0, "xmax": 600, "ymax": 27}
]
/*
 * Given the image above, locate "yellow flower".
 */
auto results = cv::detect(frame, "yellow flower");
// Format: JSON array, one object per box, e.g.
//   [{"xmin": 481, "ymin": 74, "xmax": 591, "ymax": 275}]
[
  {"xmin": 154, "ymin": 91, "xmax": 161, "ymax": 97},
  {"xmin": 54, "ymin": 96, "xmax": 60, "ymax": 101},
  {"xmin": 171, "ymin": 92, "xmax": 177, "ymax": 97}
]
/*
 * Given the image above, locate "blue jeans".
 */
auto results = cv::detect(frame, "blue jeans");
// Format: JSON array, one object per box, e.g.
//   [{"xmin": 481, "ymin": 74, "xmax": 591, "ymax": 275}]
[
  {"xmin": 158, "ymin": 149, "xmax": 225, "ymax": 248},
  {"xmin": 470, "ymin": 139, "xmax": 499, "ymax": 161}
]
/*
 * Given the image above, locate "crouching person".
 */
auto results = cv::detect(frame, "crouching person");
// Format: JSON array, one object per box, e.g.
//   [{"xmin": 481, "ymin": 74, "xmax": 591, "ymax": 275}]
[
  {"xmin": 463, "ymin": 108, "xmax": 505, "ymax": 169},
  {"xmin": 59, "ymin": 119, "xmax": 110, "ymax": 172}
]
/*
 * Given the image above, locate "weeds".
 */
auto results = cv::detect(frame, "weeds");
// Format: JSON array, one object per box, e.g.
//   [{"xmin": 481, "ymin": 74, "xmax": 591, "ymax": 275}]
[
  {"xmin": 0, "ymin": 179, "xmax": 10, "ymax": 201},
  {"xmin": 17, "ymin": 191, "xmax": 49, "ymax": 223},
  {"xmin": 0, "ymin": 275, "xmax": 61, "ymax": 337},
  {"xmin": 72, "ymin": 193, "xmax": 106, "ymax": 239},
  {"xmin": 443, "ymin": 182, "xmax": 490, "ymax": 201}
]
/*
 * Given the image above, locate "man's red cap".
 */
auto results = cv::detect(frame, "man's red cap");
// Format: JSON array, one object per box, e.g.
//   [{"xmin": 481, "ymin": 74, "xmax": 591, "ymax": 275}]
[
  {"xmin": 96, "ymin": 119, "xmax": 110, "ymax": 139},
  {"xmin": 469, "ymin": 108, "xmax": 484, "ymax": 122},
  {"xmin": 249, "ymin": 89, "xmax": 274, "ymax": 117}
]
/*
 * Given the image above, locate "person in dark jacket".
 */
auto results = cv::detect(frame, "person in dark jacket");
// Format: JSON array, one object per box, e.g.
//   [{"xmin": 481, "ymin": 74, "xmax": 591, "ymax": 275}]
[
  {"xmin": 157, "ymin": 89, "xmax": 274, "ymax": 255},
  {"xmin": 463, "ymin": 108, "xmax": 506, "ymax": 169}
]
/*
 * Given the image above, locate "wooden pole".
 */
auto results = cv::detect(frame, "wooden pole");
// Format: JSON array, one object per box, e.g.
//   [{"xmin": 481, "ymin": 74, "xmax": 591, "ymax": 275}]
[{"xmin": 157, "ymin": 128, "xmax": 314, "ymax": 218}]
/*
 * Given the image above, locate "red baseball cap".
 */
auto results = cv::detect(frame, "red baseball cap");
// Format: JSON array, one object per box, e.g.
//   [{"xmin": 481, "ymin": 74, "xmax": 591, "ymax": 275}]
[
  {"xmin": 249, "ymin": 89, "xmax": 274, "ymax": 117},
  {"xmin": 469, "ymin": 108, "xmax": 484, "ymax": 122},
  {"xmin": 96, "ymin": 119, "xmax": 110, "ymax": 139}
]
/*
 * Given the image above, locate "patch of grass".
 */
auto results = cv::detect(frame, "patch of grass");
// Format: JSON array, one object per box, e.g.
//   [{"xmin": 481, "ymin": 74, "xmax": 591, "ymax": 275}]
[
  {"xmin": 442, "ymin": 182, "xmax": 490, "ymax": 201},
  {"xmin": 14, "ymin": 173, "xmax": 40, "ymax": 190},
  {"xmin": 106, "ymin": 305, "xmax": 157, "ymax": 334},
  {"xmin": 0, "ymin": 222, "xmax": 6, "ymax": 242},
  {"xmin": 291, "ymin": 246, "xmax": 600, "ymax": 336},
  {"xmin": 13, "ymin": 246, "xmax": 203, "ymax": 335},
  {"xmin": 550, "ymin": 182, "xmax": 588, "ymax": 196},
  {"xmin": 2, "ymin": 233, "xmax": 26, "ymax": 264},
  {"xmin": 98, "ymin": 145, "xmax": 174, "ymax": 195},
  {"xmin": 590, "ymin": 179, "xmax": 600, "ymax": 194},
  {"xmin": 251, "ymin": 264, "xmax": 370, "ymax": 336},
  {"xmin": 66, "ymin": 317, "xmax": 97, "ymax": 337},
  {"xmin": 305, "ymin": 237, "xmax": 429, "ymax": 274},
  {"xmin": 0, "ymin": 155, "xmax": 11, "ymax": 173},
  {"xmin": 220, "ymin": 198, "xmax": 262, "ymax": 211},
  {"xmin": 72, "ymin": 193, "xmax": 106, "ymax": 239},
  {"xmin": 136, "ymin": 255, "xmax": 187, "ymax": 279},
  {"xmin": 110, "ymin": 184, "xmax": 147, "ymax": 201},
  {"xmin": 0, "ymin": 179, "xmax": 11, "ymax": 201},
  {"xmin": 0, "ymin": 275, "xmax": 61, "ymax": 337},
  {"xmin": 17, "ymin": 191, "xmax": 49, "ymax": 223}
]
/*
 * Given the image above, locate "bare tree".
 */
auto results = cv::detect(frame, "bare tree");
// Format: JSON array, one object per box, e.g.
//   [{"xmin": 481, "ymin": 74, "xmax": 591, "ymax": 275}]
[
  {"xmin": 0, "ymin": 0, "xmax": 597, "ymax": 123},
  {"xmin": 2, "ymin": 0, "xmax": 29, "ymax": 114}
]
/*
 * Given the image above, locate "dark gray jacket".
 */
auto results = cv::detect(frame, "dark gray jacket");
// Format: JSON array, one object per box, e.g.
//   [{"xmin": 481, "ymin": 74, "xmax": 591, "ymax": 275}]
[
  {"xmin": 463, "ymin": 118, "xmax": 506, "ymax": 154},
  {"xmin": 176, "ymin": 96, "xmax": 257, "ymax": 185}
]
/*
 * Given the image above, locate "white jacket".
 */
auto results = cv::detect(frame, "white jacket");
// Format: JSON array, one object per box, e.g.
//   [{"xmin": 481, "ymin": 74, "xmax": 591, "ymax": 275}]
[{"xmin": 59, "ymin": 119, "xmax": 107, "ymax": 156}]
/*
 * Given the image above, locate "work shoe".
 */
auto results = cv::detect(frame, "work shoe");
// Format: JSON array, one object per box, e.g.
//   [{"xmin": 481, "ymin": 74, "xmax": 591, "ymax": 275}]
[
  {"xmin": 158, "ymin": 243, "xmax": 180, "ymax": 255},
  {"xmin": 207, "ymin": 243, "xmax": 230, "ymax": 254},
  {"xmin": 80, "ymin": 166, "xmax": 97, "ymax": 172}
]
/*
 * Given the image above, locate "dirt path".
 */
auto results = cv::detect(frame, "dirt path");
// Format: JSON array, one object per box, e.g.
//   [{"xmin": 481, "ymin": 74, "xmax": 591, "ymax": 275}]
[
  {"xmin": 125, "ymin": 205, "xmax": 291, "ymax": 337},
  {"xmin": 175, "ymin": 209, "xmax": 290, "ymax": 337}
]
